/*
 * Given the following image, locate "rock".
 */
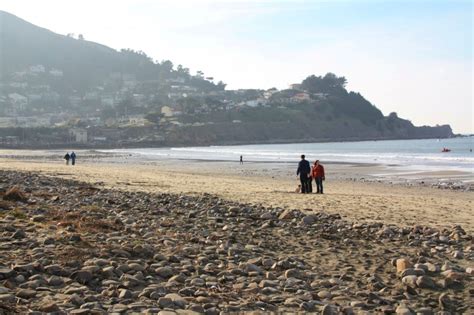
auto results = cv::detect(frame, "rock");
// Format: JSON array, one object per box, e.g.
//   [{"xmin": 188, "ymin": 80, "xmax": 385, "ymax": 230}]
[
  {"xmin": 402, "ymin": 275, "xmax": 418, "ymax": 287},
  {"xmin": 158, "ymin": 297, "xmax": 174, "ymax": 308},
  {"xmin": 0, "ymin": 294, "xmax": 15, "ymax": 304},
  {"xmin": 119, "ymin": 289, "xmax": 133, "ymax": 299},
  {"xmin": 302, "ymin": 214, "xmax": 317, "ymax": 225},
  {"xmin": 260, "ymin": 212, "xmax": 273, "ymax": 220},
  {"xmin": 32, "ymin": 215, "xmax": 46, "ymax": 222},
  {"xmin": 0, "ymin": 268, "xmax": 15, "ymax": 280},
  {"xmin": 318, "ymin": 290, "xmax": 332, "ymax": 299},
  {"xmin": 452, "ymin": 250, "xmax": 463, "ymax": 259},
  {"xmin": 44, "ymin": 264, "xmax": 63, "ymax": 275},
  {"xmin": 416, "ymin": 276, "xmax": 435, "ymax": 289},
  {"xmin": 261, "ymin": 287, "xmax": 279, "ymax": 295},
  {"xmin": 155, "ymin": 266, "xmax": 176, "ymax": 278},
  {"xmin": 278, "ymin": 209, "xmax": 293, "ymax": 220},
  {"xmin": 396, "ymin": 258, "xmax": 412, "ymax": 273},
  {"xmin": 0, "ymin": 286, "xmax": 10, "ymax": 294},
  {"xmin": 12, "ymin": 229, "xmax": 26, "ymax": 239},
  {"xmin": 241, "ymin": 263, "xmax": 263, "ymax": 274},
  {"xmin": 321, "ymin": 304, "xmax": 339, "ymax": 315},
  {"xmin": 38, "ymin": 303, "xmax": 60, "ymax": 313},
  {"xmin": 48, "ymin": 276, "xmax": 64, "ymax": 286},
  {"xmin": 396, "ymin": 303, "xmax": 414, "ymax": 315},
  {"xmin": 443, "ymin": 270, "xmax": 464, "ymax": 281},
  {"xmin": 16, "ymin": 289, "xmax": 37, "ymax": 299},
  {"xmin": 284, "ymin": 268, "xmax": 301, "ymax": 279},
  {"xmin": 415, "ymin": 307, "xmax": 434, "ymax": 315},
  {"xmin": 69, "ymin": 294, "xmax": 85, "ymax": 306},
  {"xmin": 439, "ymin": 293, "xmax": 452, "ymax": 310},
  {"xmin": 424, "ymin": 262, "xmax": 439, "ymax": 273},
  {"xmin": 129, "ymin": 263, "xmax": 145, "ymax": 272},
  {"xmin": 165, "ymin": 293, "xmax": 187, "ymax": 308},
  {"xmin": 71, "ymin": 270, "xmax": 93, "ymax": 284},
  {"xmin": 400, "ymin": 268, "xmax": 424, "ymax": 277}
]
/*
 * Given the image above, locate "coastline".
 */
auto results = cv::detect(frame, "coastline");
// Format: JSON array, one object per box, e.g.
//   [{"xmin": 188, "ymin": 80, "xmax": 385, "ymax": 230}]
[{"xmin": 0, "ymin": 134, "xmax": 462, "ymax": 151}]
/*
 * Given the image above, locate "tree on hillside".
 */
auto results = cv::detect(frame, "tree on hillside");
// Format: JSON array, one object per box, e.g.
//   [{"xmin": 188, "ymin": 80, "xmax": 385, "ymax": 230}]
[
  {"xmin": 145, "ymin": 112, "xmax": 164, "ymax": 124},
  {"xmin": 216, "ymin": 81, "xmax": 226, "ymax": 91},
  {"xmin": 177, "ymin": 65, "xmax": 190, "ymax": 76},
  {"xmin": 301, "ymin": 73, "xmax": 347, "ymax": 95},
  {"xmin": 160, "ymin": 60, "xmax": 174, "ymax": 73}
]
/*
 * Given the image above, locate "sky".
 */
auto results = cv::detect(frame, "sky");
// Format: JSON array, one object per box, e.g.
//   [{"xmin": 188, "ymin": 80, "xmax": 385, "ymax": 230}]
[{"xmin": 0, "ymin": 0, "xmax": 472, "ymax": 133}]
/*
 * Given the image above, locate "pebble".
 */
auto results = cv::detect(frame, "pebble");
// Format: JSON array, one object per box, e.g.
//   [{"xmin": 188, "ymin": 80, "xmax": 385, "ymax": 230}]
[{"xmin": 0, "ymin": 170, "xmax": 470, "ymax": 314}]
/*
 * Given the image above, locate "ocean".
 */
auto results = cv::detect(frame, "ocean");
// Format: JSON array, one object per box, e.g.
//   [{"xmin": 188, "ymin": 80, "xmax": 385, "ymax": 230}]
[{"xmin": 103, "ymin": 137, "xmax": 474, "ymax": 173}]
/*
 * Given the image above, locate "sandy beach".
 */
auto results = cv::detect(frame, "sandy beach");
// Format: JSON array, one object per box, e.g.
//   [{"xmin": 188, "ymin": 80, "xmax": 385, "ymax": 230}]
[
  {"xmin": 0, "ymin": 151, "xmax": 473, "ymax": 314},
  {"xmin": 0, "ymin": 151, "xmax": 472, "ymax": 233}
]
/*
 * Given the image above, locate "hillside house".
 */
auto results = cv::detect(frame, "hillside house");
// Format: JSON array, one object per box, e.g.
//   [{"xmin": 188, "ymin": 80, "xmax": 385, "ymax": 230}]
[
  {"xmin": 49, "ymin": 69, "xmax": 63, "ymax": 77},
  {"xmin": 291, "ymin": 92, "xmax": 311, "ymax": 102},
  {"xmin": 70, "ymin": 128, "xmax": 88, "ymax": 143},
  {"xmin": 161, "ymin": 106, "xmax": 174, "ymax": 117},
  {"xmin": 289, "ymin": 83, "xmax": 303, "ymax": 90},
  {"xmin": 29, "ymin": 65, "xmax": 46, "ymax": 73},
  {"xmin": 8, "ymin": 93, "xmax": 28, "ymax": 110},
  {"xmin": 127, "ymin": 115, "xmax": 148, "ymax": 126}
]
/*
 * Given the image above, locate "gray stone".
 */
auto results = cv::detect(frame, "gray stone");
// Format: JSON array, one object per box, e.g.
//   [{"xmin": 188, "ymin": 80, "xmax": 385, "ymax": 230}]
[
  {"xmin": 0, "ymin": 294, "xmax": 15, "ymax": 303},
  {"xmin": 12, "ymin": 229, "xmax": 26, "ymax": 239},
  {"xmin": 155, "ymin": 266, "xmax": 176, "ymax": 278},
  {"xmin": 0, "ymin": 268, "xmax": 15, "ymax": 279},
  {"xmin": 416, "ymin": 276, "xmax": 435, "ymax": 289},
  {"xmin": 321, "ymin": 304, "xmax": 339, "ymax": 315},
  {"xmin": 302, "ymin": 214, "xmax": 318, "ymax": 225},
  {"xmin": 119, "ymin": 289, "xmax": 133, "ymax": 299},
  {"xmin": 16, "ymin": 289, "xmax": 37, "ymax": 299},
  {"xmin": 71, "ymin": 270, "xmax": 93, "ymax": 284},
  {"xmin": 48, "ymin": 276, "xmax": 64, "ymax": 286}
]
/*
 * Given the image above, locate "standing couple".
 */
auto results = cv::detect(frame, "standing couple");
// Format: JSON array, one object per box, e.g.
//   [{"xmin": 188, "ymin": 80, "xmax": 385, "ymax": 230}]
[{"xmin": 296, "ymin": 155, "xmax": 325, "ymax": 194}]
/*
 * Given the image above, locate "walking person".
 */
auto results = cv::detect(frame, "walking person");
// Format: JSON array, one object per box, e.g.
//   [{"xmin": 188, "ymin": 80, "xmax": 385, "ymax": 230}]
[
  {"xmin": 311, "ymin": 160, "xmax": 325, "ymax": 194},
  {"xmin": 64, "ymin": 152, "xmax": 70, "ymax": 165},
  {"xmin": 296, "ymin": 154, "xmax": 311, "ymax": 193},
  {"xmin": 70, "ymin": 151, "xmax": 76, "ymax": 166},
  {"xmin": 240, "ymin": 155, "xmax": 243, "ymax": 165}
]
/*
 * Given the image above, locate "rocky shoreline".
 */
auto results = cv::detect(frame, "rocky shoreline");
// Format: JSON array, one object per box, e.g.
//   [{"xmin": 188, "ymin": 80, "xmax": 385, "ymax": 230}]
[{"xmin": 0, "ymin": 170, "xmax": 472, "ymax": 314}]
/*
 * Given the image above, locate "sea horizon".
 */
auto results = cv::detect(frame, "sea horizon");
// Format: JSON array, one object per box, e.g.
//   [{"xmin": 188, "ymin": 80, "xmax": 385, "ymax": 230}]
[{"xmin": 100, "ymin": 136, "xmax": 474, "ymax": 174}]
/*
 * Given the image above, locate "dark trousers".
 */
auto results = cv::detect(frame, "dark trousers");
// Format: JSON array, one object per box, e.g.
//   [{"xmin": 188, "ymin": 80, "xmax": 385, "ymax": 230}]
[
  {"xmin": 300, "ymin": 175, "xmax": 311, "ymax": 193},
  {"xmin": 71, "ymin": 159, "xmax": 76, "ymax": 166},
  {"xmin": 315, "ymin": 177, "xmax": 323, "ymax": 193}
]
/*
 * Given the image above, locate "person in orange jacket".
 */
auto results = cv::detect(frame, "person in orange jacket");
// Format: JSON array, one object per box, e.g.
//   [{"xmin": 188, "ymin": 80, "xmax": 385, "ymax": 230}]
[{"xmin": 311, "ymin": 160, "xmax": 325, "ymax": 194}]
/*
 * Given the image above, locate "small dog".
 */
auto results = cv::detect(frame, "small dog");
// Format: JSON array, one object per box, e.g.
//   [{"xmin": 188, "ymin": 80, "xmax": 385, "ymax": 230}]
[{"xmin": 295, "ymin": 184, "xmax": 301, "ymax": 193}]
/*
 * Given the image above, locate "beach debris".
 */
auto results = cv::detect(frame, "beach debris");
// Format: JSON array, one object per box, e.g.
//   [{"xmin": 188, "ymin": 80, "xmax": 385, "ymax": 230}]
[{"xmin": 3, "ymin": 186, "xmax": 28, "ymax": 202}]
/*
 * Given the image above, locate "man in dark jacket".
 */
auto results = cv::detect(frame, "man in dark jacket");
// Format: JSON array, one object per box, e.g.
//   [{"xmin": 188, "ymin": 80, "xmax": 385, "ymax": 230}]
[{"xmin": 296, "ymin": 154, "xmax": 311, "ymax": 193}]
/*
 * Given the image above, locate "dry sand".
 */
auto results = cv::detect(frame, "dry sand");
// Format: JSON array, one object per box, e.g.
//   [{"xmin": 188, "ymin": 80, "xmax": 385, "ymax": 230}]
[{"xmin": 1, "ymin": 157, "xmax": 472, "ymax": 233}]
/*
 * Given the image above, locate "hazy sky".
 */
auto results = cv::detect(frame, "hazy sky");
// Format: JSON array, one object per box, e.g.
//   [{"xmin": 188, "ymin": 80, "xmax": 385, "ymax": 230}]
[{"xmin": 1, "ymin": 0, "xmax": 472, "ymax": 133}]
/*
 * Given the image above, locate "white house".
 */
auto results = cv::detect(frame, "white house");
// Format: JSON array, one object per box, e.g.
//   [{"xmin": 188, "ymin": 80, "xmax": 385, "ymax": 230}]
[
  {"xmin": 49, "ymin": 69, "xmax": 63, "ymax": 77},
  {"xmin": 161, "ymin": 106, "xmax": 174, "ymax": 117},
  {"xmin": 291, "ymin": 92, "xmax": 311, "ymax": 102},
  {"xmin": 29, "ymin": 65, "xmax": 46, "ymax": 73},
  {"xmin": 70, "ymin": 128, "xmax": 88, "ymax": 143},
  {"xmin": 8, "ymin": 93, "xmax": 28, "ymax": 110}
]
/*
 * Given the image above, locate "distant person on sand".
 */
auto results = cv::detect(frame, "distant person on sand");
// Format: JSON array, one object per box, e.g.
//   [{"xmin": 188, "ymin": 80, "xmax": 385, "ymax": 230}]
[
  {"xmin": 71, "ymin": 151, "xmax": 77, "ymax": 166},
  {"xmin": 240, "ymin": 155, "xmax": 243, "ymax": 164},
  {"xmin": 64, "ymin": 152, "xmax": 70, "ymax": 165},
  {"xmin": 296, "ymin": 154, "xmax": 311, "ymax": 193},
  {"xmin": 311, "ymin": 160, "xmax": 325, "ymax": 194}
]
